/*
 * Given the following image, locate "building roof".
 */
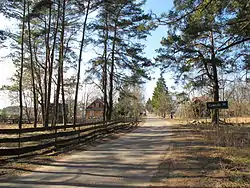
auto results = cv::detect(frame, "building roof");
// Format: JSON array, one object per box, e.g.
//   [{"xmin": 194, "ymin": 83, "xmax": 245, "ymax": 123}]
[
  {"xmin": 86, "ymin": 98, "xmax": 104, "ymax": 110},
  {"xmin": 192, "ymin": 96, "xmax": 210, "ymax": 102}
]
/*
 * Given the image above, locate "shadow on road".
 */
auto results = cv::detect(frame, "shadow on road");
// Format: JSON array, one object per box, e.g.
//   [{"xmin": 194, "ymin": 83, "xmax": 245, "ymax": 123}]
[
  {"xmin": 0, "ymin": 117, "xmax": 173, "ymax": 187},
  {"xmin": 0, "ymin": 117, "xmax": 228, "ymax": 187}
]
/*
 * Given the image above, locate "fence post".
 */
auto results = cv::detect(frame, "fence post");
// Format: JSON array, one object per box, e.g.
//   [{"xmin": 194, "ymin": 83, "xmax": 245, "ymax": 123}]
[
  {"xmin": 18, "ymin": 128, "xmax": 21, "ymax": 158},
  {"xmin": 54, "ymin": 125, "xmax": 57, "ymax": 151},
  {"xmin": 78, "ymin": 123, "xmax": 80, "ymax": 143}
]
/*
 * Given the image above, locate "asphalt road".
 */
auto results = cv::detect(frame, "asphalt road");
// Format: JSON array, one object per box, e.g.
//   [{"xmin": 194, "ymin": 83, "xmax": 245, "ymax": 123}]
[{"xmin": 0, "ymin": 115, "xmax": 173, "ymax": 188}]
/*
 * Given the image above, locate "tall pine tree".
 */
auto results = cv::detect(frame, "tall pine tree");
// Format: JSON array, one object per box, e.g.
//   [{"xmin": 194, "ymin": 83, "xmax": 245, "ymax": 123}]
[
  {"xmin": 87, "ymin": 0, "xmax": 154, "ymax": 120},
  {"xmin": 152, "ymin": 75, "xmax": 171, "ymax": 118},
  {"xmin": 156, "ymin": 0, "xmax": 250, "ymax": 124}
]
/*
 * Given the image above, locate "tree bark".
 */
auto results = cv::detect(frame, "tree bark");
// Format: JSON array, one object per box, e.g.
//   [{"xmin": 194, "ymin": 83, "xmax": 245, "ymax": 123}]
[
  {"xmin": 19, "ymin": 0, "xmax": 26, "ymax": 129},
  {"xmin": 61, "ymin": 68, "xmax": 67, "ymax": 126},
  {"xmin": 107, "ymin": 4, "xmax": 125, "ymax": 121},
  {"xmin": 107, "ymin": 22, "xmax": 118, "ymax": 120},
  {"xmin": 54, "ymin": 0, "xmax": 66, "ymax": 126},
  {"xmin": 27, "ymin": 2, "xmax": 38, "ymax": 128},
  {"xmin": 47, "ymin": 1, "xmax": 60, "ymax": 126},
  {"xmin": 60, "ymin": 0, "xmax": 67, "ymax": 127},
  {"xmin": 212, "ymin": 64, "xmax": 220, "ymax": 125},
  {"xmin": 102, "ymin": 8, "xmax": 109, "ymax": 122},
  {"xmin": 210, "ymin": 31, "xmax": 219, "ymax": 125},
  {"xmin": 73, "ymin": 0, "xmax": 91, "ymax": 126},
  {"xmin": 44, "ymin": 3, "xmax": 52, "ymax": 127},
  {"xmin": 23, "ymin": 92, "xmax": 31, "ymax": 123},
  {"xmin": 33, "ymin": 43, "xmax": 45, "ymax": 124}
]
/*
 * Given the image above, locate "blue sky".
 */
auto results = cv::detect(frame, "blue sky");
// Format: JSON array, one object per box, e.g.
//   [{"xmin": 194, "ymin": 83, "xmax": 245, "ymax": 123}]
[
  {"xmin": 0, "ymin": 0, "xmax": 174, "ymax": 109},
  {"xmin": 143, "ymin": 0, "xmax": 174, "ymax": 100}
]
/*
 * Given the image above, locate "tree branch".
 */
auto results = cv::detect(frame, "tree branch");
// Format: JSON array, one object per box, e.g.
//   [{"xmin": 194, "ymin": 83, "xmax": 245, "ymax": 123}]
[
  {"xmin": 218, "ymin": 37, "xmax": 250, "ymax": 52},
  {"xmin": 156, "ymin": 0, "xmax": 214, "ymax": 25}
]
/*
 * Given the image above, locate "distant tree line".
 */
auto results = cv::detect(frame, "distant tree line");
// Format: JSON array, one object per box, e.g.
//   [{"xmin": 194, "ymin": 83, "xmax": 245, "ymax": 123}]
[{"xmin": 1, "ymin": 0, "xmax": 249, "ymax": 127}]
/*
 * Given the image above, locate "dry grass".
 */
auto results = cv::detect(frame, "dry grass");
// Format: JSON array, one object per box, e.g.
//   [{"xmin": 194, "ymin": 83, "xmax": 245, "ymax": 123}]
[
  {"xmin": 190, "ymin": 122, "xmax": 250, "ymax": 187},
  {"xmin": 198, "ymin": 125, "xmax": 250, "ymax": 187},
  {"xmin": 151, "ymin": 118, "xmax": 250, "ymax": 187},
  {"xmin": 170, "ymin": 116, "xmax": 250, "ymax": 126},
  {"xmin": 225, "ymin": 117, "xmax": 250, "ymax": 124},
  {"xmin": 0, "ymin": 124, "xmax": 79, "ymax": 150},
  {"xmin": 0, "ymin": 123, "xmax": 45, "ymax": 129},
  {"xmin": 150, "ymin": 124, "xmax": 230, "ymax": 187}
]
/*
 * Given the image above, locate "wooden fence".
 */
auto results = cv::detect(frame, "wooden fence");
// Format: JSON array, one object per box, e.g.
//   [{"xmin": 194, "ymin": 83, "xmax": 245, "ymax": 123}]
[{"xmin": 0, "ymin": 118, "xmax": 138, "ymax": 157}]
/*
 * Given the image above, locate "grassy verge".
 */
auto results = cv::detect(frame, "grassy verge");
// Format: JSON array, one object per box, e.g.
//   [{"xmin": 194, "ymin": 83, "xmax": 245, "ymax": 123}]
[
  {"xmin": 198, "ymin": 124, "xmax": 250, "ymax": 187},
  {"xmin": 152, "ymin": 119, "xmax": 250, "ymax": 187}
]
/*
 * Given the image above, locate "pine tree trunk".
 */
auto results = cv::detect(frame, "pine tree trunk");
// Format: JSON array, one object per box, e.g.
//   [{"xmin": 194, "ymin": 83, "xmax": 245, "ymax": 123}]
[
  {"xmin": 45, "ymin": 3, "xmax": 60, "ymax": 127},
  {"xmin": 210, "ymin": 31, "xmax": 220, "ymax": 125},
  {"xmin": 28, "ymin": 2, "xmax": 38, "ymax": 128},
  {"xmin": 212, "ymin": 67, "xmax": 220, "ymax": 125},
  {"xmin": 48, "ymin": 1, "xmax": 60, "ymax": 126},
  {"xmin": 108, "ymin": 22, "xmax": 118, "ymax": 121},
  {"xmin": 36, "ymin": 69, "xmax": 45, "ymax": 124},
  {"xmin": 54, "ymin": 0, "xmax": 66, "ymax": 126},
  {"xmin": 73, "ymin": 0, "xmax": 91, "ymax": 126},
  {"xmin": 19, "ymin": 0, "xmax": 26, "ymax": 129},
  {"xmin": 44, "ymin": 4, "xmax": 52, "ymax": 127},
  {"xmin": 23, "ymin": 93, "xmax": 31, "ymax": 123},
  {"xmin": 107, "ymin": 4, "xmax": 125, "ymax": 120},
  {"xmin": 55, "ymin": 0, "xmax": 66, "ymax": 126},
  {"xmin": 61, "ymin": 69, "xmax": 67, "ymax": 126},
  {"xmin": 102, "ymin": 6, "xmax": 109, "ymax": 122},
  {"xmin": 34, "ymin": 44, "xmax": 45, "ymax": 124},
  {"xmin": 61, "ymin": 0, "xmax": 67, "ymax": 127},
  {"xmin": 53, "ymin": 52, "xmax": 61, "ymax": 125}
]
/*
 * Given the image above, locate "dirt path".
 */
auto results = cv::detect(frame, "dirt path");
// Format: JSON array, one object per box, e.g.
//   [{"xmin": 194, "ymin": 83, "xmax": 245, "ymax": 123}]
[{"xmin": 0, "ymin": 115, "xmax": 174, "ymax": 188}]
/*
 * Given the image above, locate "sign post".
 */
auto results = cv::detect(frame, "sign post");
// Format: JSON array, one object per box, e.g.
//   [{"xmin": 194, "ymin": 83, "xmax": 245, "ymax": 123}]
[{"xmin": 207, "ymin": 101, "xmax": 229, "ymax": 125}]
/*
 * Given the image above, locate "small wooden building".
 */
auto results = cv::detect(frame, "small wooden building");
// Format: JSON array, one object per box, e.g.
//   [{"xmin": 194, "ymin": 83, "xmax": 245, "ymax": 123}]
[{"xmin": 85, "ymin": 99, "xmax": 104, "ymax": 120}]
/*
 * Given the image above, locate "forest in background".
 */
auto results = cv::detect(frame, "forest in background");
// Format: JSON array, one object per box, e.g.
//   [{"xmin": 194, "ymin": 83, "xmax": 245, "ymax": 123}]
[{"xmin": 0, "ymin": 0, "xmax": 249, "ymax": 127}]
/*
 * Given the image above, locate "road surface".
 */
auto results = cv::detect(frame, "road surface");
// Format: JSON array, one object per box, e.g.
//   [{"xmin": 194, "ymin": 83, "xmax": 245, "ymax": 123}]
[{"xmin": 0, "ymin": 115, "xmax": 173, "ymax": 188}]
